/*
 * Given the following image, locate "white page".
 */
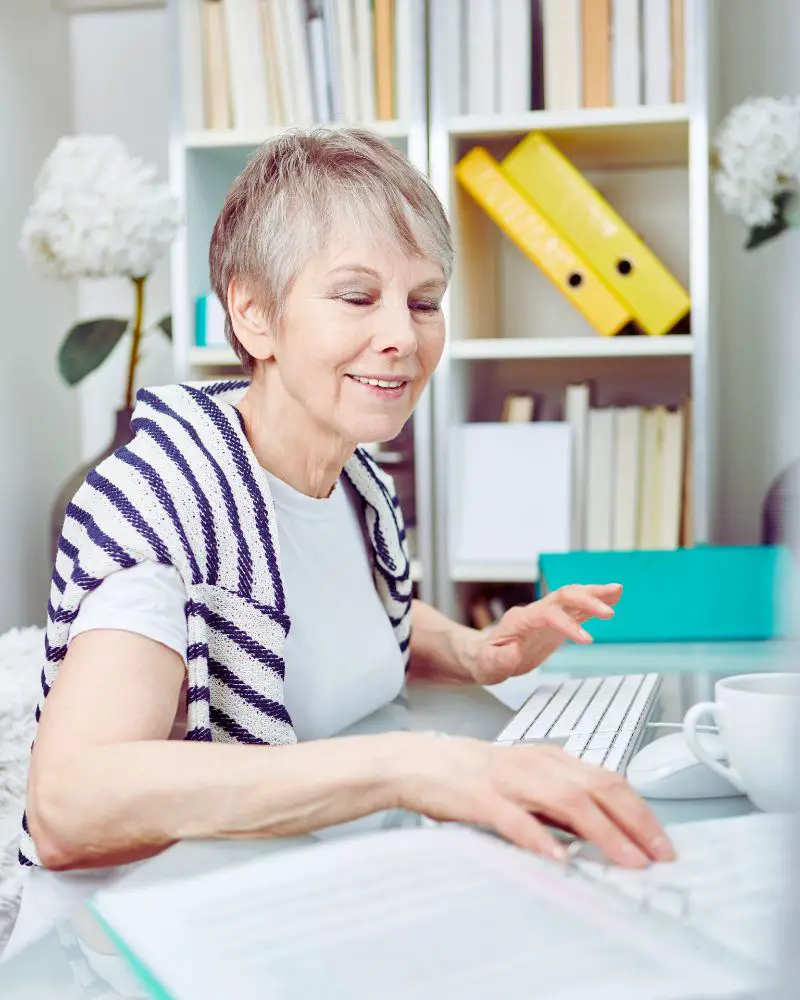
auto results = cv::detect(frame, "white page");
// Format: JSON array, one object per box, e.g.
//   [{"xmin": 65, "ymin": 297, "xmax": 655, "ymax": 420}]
[
  {"xmin": 94, "ymin": 826, "xmax": 761, "ymax": 1000},
  {"xmin": 574, "ymin": 812, "xmax": 793, "ymax": 970}
]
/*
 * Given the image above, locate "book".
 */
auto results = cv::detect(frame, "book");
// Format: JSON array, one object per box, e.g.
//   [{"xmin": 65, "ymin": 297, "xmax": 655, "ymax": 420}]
[
  {"xmin": 671, "ymin": 0, "xmax": 685, "ymax": 102},
  {"xmin": 353, "ymin": 0, "xmax": 376, "ymax": 121},
  {"xmin": 266, "ymin": 0, "xmax": 297, "ymax": 123},
  {"xmin": 637, "ymin": 406, "xmax": 664, "ymax": 549},
  {"xmin": 502, "ymin": 132, "xmax": 691, "ymax": 336},
  {"xmin": 612, "ymin": 406, "xmax": 642, "ymax": 550},
  {"xmin": 321, "ymin": 0, "xmax": 343, "ymax": 121},
  {"xmin": 497, "ymin": 0, "xmax": 532, "ymax": 114},
  {"xmin": 374, "ymin": 0, "xmax": 394, "ymax": 120},
  {"xmin": 456, "ymin": 147, "xmax": 631, "ymax": 338},
  {"xmin": 680, "ymin": 397, "xmax": 694, "ymax": 547},
  {"xmin": 469, "ymin": 596, "xmax": 494, "ymax": 630},
  {"xmin": 585, "ymin": 408, "xmax": 615, "ymax": 551},
  {"xmin": 260, "ymin": 0, "xmax": 286, "ymax": 124},
  {"xmin": 394, "ymin": 0, "xmax": 412, "ymax": 122},
  {"xmin": 278, "ymin": 0, "xmax": 315, "ymax": 123},
  {"xmin": 201, "ymin": 0, "xmax": 233, "ymax": 130},
  {"xmin": 90, "ymin": 813, "xmax": 788, "ymax": 999},
  {"xmin": 643, "ymin": 0, "xmax": 672, "ymax": 105},
  {"xmin": 335, "ymin": 0, "xmax": 359, "ymax": 122},
  {"xmin": 465, "ymin": 0, "xmax": 496, "ymax": 114},
  {"xmin": 611, "ymin": 0, "xmax": 641, "ymax": 107},
  {"xmin": 564, "ymin": 383, "xmax": 590, "ymax": 550},
  {"xmin": 501, "ymin": 393, "xmax": 535, "ymax": 422},
  {"xmin": 308, "ymin": 1, "xmax": 332, "ymax": 123},
  {"xmin": 224, "ymin": 0, "xmax": 271, "ymax": 128},
  {"xmin": 542, "ymin": 0, "xmax": 581, "ymax": 110},
  {"xmin": 657, "ymin": 408, "xmax": 685, "ymax": 549},
  {"xmin": 449, "ymin": 422, "xmax": 571, "ymax": 568},
  {"xmin": 581, "ymin": 0, "xmax": 611, "ymax": 108}
]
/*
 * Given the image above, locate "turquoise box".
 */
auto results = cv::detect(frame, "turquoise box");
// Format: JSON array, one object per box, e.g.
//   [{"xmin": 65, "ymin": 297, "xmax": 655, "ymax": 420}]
[{"xmin": 537, "ymin": 546, "xmax": 794, "ymax": 643}]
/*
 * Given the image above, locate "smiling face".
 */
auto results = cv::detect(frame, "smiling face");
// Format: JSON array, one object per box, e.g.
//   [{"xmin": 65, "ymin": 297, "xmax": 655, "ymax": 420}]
[{"xmin": 232, "ymin": 225, "xmax": 447, "ymax": 448}]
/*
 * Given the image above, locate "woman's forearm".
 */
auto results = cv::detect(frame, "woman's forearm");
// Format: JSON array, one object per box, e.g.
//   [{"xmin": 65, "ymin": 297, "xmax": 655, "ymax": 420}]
[
  {"xmin": 27, "ymin": 733, "xmax": 408, "ymax": 870},
  {"xmin": 407, "ymin": 599, "xmax": 481, "ymax": 684}
]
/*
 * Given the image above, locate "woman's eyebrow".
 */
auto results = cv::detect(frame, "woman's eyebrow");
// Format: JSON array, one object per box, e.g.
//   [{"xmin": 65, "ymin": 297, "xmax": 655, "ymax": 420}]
[{"xmin": 328, "ymin": 265, "xmax": 382, "ymax": 279}]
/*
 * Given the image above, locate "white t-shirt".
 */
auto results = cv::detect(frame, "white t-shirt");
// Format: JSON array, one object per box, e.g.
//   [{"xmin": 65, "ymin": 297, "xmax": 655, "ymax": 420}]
[{"xmin": 6, "ymin": 471, "xmax": 410, "ymax": 960}]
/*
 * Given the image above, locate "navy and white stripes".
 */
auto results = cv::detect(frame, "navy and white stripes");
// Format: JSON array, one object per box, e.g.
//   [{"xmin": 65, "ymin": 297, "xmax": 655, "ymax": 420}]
[{"xmin": 19, "ymin": 380, "xmax": 412, "ymax": 867}]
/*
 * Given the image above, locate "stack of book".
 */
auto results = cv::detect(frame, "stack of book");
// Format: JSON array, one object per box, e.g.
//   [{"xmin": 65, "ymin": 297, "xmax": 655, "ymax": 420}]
[
  {"xmin": 200, "ymin": 0, "xmax": 407, "ymax": 131},
  {"xmin": 447, "ymin": 0, "xmax": 684, "ymax": 116},
  {"xmin": 565, "ymin": 384, "xmax": 693, "ymax": 553},
  {"xmin": 455, "ymin": 130, "xmax": 691, "ymax": 338}
]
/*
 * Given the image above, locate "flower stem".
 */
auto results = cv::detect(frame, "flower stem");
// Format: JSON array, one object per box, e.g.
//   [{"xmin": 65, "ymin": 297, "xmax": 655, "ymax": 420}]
[{"xmin": 124, "ymin": 276, "xmax": 146, "ymax": 411}]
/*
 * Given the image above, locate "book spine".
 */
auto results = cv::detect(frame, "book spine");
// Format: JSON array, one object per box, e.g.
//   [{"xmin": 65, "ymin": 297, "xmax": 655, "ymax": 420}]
[
  {"xmin": 374, "ymin": 0, "xmax": 394, "ymax": 120},
  {"xmin": 581, "ymin": 0, "xmax": 611, "ymax": 108}
]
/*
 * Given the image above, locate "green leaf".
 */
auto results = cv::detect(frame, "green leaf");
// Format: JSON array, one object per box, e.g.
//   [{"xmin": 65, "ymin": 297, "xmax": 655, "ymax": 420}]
[
  {"xmin": 156, "ymin": 315, "xmax": 172, "ymax": 340},
  {"xmin": 745, "ymin": 190, "xmax": 794, "ymax": 250},
  {"xmin": 58, "ymin": 318, "xmax": 129, "ymax": 386}
]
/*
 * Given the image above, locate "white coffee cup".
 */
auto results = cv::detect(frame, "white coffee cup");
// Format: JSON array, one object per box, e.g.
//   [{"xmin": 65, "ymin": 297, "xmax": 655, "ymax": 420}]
[{"xmin": 683, "ymin": 672, "xmax": 800, "ymax": 813}]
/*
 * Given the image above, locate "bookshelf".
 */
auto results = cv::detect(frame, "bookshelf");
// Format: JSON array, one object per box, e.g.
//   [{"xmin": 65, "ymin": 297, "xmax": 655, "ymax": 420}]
[
  {"xmin": 429, "ymin": 0, "xmax": 714, "ymax": 622},
  {"xmin": 167, "ymin": 0, "xmax": 434, "ymax": 601}
]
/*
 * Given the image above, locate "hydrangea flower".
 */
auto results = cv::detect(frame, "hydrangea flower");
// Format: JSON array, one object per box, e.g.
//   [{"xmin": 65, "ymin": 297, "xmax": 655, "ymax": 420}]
[
  {"xmin": 20, "ymin": 135, "xmax": 181, "ymax": 280},
  {"xmin": 714, "ymin": 96, "xmax": 800, "ymax": 229}
]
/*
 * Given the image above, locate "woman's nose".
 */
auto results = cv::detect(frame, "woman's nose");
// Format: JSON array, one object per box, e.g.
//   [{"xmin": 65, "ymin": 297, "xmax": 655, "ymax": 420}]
[{"xmin": 371, "ymin": 309, "xmax": 418, "ymax": 356}]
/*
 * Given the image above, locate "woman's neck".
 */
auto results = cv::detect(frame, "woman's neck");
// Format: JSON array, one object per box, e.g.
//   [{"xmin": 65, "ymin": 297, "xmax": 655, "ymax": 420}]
[{"xmin": 236, "ymin": 379, "xmax": 354, "ymax": 499}]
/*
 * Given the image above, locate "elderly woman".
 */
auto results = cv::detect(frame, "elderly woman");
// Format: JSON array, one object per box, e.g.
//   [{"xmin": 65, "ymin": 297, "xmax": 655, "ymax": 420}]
[{"xmin": 12, "ymin": 128, "xmax": 672, "ymax": 951}]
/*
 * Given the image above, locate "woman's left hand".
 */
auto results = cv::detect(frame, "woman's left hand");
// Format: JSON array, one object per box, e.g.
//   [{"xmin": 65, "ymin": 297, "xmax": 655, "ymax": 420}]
[{"xmin": 469, "ymin": 583, "xmax": 623, "ymax": 686}]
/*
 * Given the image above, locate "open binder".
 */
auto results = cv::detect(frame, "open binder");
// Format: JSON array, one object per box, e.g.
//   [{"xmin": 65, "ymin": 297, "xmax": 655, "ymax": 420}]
[{"xmin": 84, "ymin": 811, "xmax": 789, "ymax": 1000}]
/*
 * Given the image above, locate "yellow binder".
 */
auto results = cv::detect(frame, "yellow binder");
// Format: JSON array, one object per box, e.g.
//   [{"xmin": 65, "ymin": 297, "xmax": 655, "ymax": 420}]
[
  {"xmin": 455, "ymin": 148, "xmax": 631, "ymax": 338},
  {"xmin": 502, "ymin": 132, "xmax": 691, "ymax": 336}
]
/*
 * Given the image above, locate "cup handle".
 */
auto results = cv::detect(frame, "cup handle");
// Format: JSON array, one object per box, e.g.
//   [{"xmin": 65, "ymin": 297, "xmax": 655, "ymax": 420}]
[{"xmin": 683, "ymin": 702, "xmax": 747, "ymax": 793}]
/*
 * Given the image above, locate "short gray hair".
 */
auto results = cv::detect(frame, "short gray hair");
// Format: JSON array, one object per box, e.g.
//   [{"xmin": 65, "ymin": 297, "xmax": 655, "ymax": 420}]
[{"xmin": 209, "ymin": 127, "xmax": 454, "ymax": 372}]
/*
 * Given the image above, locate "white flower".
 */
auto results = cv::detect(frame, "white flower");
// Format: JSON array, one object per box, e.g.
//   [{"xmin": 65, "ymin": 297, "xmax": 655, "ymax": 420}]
[
  {"xmin": 20, "ymin": 135, "xmax": 182, "ymax": 280},
  {"xmin": 713, "ymin": 96, "xmax": 800, "ymax": 227}
]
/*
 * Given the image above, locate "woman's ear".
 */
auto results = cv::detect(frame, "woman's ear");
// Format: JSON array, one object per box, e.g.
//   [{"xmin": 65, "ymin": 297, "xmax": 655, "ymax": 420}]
[{"xmin": 227, "ymin": 279, "xmax": 275, "ymax": 362}]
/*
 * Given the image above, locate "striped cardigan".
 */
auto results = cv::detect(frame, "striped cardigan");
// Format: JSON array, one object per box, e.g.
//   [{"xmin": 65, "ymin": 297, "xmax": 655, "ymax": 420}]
[{"xmin": 20, "ymin": 379, "xmax": 412, "ymax": 866}]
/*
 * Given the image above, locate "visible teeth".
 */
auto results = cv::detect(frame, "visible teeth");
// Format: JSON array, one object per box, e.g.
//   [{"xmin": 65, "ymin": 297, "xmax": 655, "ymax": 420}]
[{"xmin": 351, "ymin": 375, "xmax": 404, "ymax": 388}]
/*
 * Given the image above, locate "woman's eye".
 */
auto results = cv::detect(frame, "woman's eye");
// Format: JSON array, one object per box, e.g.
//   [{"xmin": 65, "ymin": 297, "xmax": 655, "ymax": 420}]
[
  {"xmin": 340, "ymin": 293, "xmax": 373, "ymax": 307},
  {"xmin": 410, "ymin": 299, "xmax": 441, "ymax": 314}
]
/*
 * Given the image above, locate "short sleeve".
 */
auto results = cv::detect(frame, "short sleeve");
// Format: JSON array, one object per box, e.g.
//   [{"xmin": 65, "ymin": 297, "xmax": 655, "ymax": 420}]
[{"xmin": 68, "ymin": 561, "xmax": 188, "ymax": 664}]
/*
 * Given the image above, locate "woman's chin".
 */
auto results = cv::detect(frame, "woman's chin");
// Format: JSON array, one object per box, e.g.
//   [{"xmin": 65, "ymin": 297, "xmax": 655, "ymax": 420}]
[{"xmin": 348, "ymin": 415, "xmax": 410, "ymax": 447}]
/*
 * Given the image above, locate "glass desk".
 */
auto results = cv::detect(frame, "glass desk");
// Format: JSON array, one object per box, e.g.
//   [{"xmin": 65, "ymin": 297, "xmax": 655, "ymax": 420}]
[{"xmin": 1, "ymin": 640, "xmax": 792, "ymax": 999}]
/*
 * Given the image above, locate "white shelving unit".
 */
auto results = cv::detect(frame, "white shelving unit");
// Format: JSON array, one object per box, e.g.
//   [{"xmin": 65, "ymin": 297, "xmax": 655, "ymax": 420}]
[
  {"xmin": 167, "ymin": 0, "xmax": 435, "ymax": 603},
  {"xmin": 429, "ymin": 0, "xmax": 714, "ymax": 621}
]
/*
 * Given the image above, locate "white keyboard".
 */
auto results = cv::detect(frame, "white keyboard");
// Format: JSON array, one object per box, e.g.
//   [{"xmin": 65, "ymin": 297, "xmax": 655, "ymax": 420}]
[{"xmin": 495, "ymin": 674, "xmax": 662, "ymax": 773}]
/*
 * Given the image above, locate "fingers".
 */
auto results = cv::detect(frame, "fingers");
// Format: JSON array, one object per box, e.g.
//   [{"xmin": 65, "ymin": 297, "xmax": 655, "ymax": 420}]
[
  {"xmin": 484, "ymin": 797, "xmax": 568, "ymax": 862},
  {"xmin": 500, "ymin": 746, "xmax": 675, "ymax": 869},
  {"xmin": 555, "ymin": 584, "xmax": 620, "ymax": 620},
  {"xmin": 542, "ymin": 604, "xmax": 593, "ymax": 644},
  {"xmin": 588, "ymin": 771, "xmax": 675, "ymax": 862}
]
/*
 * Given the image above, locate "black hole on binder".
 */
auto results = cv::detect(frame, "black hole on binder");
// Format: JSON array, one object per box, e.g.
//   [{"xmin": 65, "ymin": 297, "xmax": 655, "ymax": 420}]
[
  {"xmin": 567, "ymin": 272, "xmax": 583, "ymax": 288},
  {"xmin": 617, "ymin": 258, "xmax": 634, "ymax": 276}
]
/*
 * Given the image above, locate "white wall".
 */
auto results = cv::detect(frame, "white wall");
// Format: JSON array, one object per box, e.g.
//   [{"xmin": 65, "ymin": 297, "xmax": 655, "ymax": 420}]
[
  {"xmin": 712, "ymin": 0, "xmax": 800, "ymax": 544},
  {"xmin": 69, "ymin": 7, "xmax": 174, "ymax": 461},
  {"xmin": 0, "ymin": 1, "xmax": 79, "ymax": 631}
]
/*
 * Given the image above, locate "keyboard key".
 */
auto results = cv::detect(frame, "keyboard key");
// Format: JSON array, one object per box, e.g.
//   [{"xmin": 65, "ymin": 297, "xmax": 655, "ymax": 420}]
[
  {"xmin": 581, "ymin": 749, "xmax": 607, "ymax": 767},
  {"xmin": 564, "ymin": 734, "xmax": 590, "ymax": 756},
  {"xmin": 568, "ymin": 677, "xmax": 623, "ymax": 735},
  {"xmin": 593, "ymin": 675, "xmax": 644, "ymax": 733},
  {"xmin": 495, "ymin": 684, "xmax": 562, "ymax": 742},
  {"xmin": 547, "ymin": 677, "xmax": 603, "ymax": 739},
  {"xmin": 525, "ymin": 679, "xmax": 585, "ymax": 739}
]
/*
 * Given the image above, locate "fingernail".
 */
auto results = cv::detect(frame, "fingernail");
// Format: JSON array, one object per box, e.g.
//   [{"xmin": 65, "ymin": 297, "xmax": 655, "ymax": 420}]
[
  {"xmin": 621, "ymin": 842, "xmax": 650, "ymax": 868},
  {"xmin": 549, "ymin": 843, "xmax": 569, "ymax": 864},
  {"xmin": 578, "ymin": 628, "xmax": 592, "ymax": 641},
  {"xmin": 651, "ymin": 836, "xmax": 675, "ymax": 862}
]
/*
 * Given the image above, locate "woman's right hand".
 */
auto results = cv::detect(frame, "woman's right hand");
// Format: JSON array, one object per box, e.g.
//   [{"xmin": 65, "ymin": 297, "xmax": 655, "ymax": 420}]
[{"xmin": 392, "ymin": 733, "xmax": 675, "ymax": 868}]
